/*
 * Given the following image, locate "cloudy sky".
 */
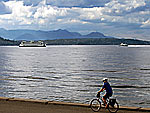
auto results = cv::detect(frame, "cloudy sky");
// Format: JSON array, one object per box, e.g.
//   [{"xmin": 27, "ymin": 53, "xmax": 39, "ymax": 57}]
[{"xmin": 0, "ymin": 0, "xmax": 150, "ymax": 40}]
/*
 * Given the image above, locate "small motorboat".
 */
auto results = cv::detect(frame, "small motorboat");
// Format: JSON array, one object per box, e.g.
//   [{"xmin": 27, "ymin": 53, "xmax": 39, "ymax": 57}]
[{"xmin": 119, "ymin": 43, "xmax": 128, "ymax": 46}]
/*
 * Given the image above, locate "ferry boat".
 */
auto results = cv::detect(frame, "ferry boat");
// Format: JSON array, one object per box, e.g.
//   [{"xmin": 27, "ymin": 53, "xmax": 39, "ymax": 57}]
[
  {"xmin": 119, "ymin": 43, "xmax": 128, "ymax": 46},
  {"xmin": 19, "ymin": 41, "xmax": 46, "ymax": 47}
]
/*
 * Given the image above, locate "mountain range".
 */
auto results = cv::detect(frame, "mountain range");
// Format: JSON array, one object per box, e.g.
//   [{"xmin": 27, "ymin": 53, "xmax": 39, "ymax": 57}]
[{"xmin": 0, "ymin": 28, "xmax": 111, "ymax": 40}]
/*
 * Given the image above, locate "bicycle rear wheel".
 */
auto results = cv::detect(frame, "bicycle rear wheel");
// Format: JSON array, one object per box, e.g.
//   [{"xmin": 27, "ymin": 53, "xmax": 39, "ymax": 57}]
[
  {"xmin": 108, "ymin": 101, "xmax": 119, "ymax": 113},
  {"xmin": 90, "ymin": 99, "xmax": 101, "ymax": 112}
]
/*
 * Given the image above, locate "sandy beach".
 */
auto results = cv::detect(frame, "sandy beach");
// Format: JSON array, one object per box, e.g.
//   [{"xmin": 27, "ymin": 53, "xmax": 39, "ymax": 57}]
[{"xmin": 0, "ymin": 97, "xmax": 150, "ymax": 113}]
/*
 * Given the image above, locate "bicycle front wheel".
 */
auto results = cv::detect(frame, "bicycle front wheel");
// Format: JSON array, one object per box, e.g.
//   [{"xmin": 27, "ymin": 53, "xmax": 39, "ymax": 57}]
[
  {"xmin": 90, "ymin": 99, "xmax": 101, "ymax": 112},
  {"xmin": 108, "ymin": 101, "xmax": 119, "ymax": 113}
]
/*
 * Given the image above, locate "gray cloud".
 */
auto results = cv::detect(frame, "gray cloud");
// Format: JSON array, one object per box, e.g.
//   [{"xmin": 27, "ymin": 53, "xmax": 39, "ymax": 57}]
[
  {"xmin": 3, "ymin": 0, "xmax": 111, "ymax": 7},
  {"xmin": 0, "ymin": 1, "xmax": 11, "ymax": 14},
  {"xmin": 12, "ymin": 0, "xmax": 41, "ymax": 6},
  {"xmin": 46, "ymin": 0, "xmax": 111, "ymax": 7},
  {"xmin": 102, "ymin": 0, "xmax": 147, "ymax": 16},
  {"xmin": 0, "ymin": 0, "xmax": 9, "ymax": 1}
]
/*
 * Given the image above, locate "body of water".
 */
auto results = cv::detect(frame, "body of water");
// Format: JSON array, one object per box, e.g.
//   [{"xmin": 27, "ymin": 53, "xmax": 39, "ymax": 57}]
[{"xmin": 0, "ymin": 45, "xmax": 150, "ymax": 107}]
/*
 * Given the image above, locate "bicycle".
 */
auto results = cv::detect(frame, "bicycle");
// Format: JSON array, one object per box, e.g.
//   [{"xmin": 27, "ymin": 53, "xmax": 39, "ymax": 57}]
[{"xmin": 90, "ymin": 93, "xmax": 119, "ymax": 113}]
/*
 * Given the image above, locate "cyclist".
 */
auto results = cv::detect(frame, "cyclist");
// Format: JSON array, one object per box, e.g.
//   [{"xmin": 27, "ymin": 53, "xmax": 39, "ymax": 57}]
[{"xmin": 98, "ymin": 78, "xmax": 113, "ymax": 108}]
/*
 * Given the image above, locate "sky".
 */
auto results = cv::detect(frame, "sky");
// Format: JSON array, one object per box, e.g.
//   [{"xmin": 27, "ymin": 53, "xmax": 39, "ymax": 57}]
[{"xmin": 0, "ymin": 0, "xmax": 150, "ymax": 40}]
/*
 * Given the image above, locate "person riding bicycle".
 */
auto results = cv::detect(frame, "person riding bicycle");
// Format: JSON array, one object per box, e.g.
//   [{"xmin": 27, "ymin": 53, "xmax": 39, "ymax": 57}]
[{"xmin": 98, "ymin": 78, "xmax": 113, "ymax": 108}]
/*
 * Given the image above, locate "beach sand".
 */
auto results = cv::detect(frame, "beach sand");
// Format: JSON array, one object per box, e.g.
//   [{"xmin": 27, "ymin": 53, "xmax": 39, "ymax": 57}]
[{"xmin": 0, "ymin": 97, "xmax": 149, "ymax": 113}]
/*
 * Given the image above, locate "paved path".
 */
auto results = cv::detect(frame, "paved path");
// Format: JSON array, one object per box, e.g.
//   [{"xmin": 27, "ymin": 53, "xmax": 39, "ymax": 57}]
[{"xmin": 0, "ymin": 100, "xmax": 149, "ymax": 113}]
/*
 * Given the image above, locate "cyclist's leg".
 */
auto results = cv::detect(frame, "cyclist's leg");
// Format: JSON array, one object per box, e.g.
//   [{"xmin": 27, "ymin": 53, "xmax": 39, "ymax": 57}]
[
  {"xmin": 103, "ymin": 93, "xmax": 110, "ymax": 108},
  {"xmin": 103, "ymin": 94, "xmax": 108, "ymax": 107}
]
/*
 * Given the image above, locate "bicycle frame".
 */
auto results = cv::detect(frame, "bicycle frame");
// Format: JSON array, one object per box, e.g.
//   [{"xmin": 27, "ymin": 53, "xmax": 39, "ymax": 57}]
[{"xmin": 97, "ymin": 94, "xmax": 109, "ymax": 106}]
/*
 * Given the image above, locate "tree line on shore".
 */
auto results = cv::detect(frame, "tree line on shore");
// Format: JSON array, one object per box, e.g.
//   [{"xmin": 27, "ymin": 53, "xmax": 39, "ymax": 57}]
[
  {"xmin": 44, "ymin": 38, "xmax": 150, "ymax": 45},
  {"xmin": 0, "ymin": 37, "xmax": 150, "ymax": 46},
  {"xmin": 0, "ymin": 37, "xmax": 20, "ymax": 46}
]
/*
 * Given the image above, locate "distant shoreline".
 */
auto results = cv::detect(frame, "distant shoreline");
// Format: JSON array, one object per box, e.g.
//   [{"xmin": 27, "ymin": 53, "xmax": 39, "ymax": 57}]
[{"xmin": 1, "ymin": 37, "xmax": 150, "ymax": 46}]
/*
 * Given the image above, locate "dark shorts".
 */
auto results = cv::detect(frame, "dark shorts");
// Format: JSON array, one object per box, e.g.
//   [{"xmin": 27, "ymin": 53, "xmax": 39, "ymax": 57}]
[{"xmin": 103, "ymin": 93, "xmax": 112, "ymax": 100}]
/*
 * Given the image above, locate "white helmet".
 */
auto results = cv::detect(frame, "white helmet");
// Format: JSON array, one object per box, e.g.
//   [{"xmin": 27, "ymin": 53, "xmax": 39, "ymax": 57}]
[{"xmin": 103, "ymin": 78, "xmax": 108, "ymax": 82}]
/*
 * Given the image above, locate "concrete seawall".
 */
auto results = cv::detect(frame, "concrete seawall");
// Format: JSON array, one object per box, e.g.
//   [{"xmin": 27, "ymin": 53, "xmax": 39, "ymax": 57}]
[{"xmin": 0, "ymin": 97, "xmax": 150, "ymax": 112}]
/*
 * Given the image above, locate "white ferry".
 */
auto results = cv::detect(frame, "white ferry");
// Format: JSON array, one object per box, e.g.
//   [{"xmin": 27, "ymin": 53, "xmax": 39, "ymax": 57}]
[
  {"xmin": 19, "ymin": 41, "xmax": 46, "ymax": 47},
  {"xmin": 120, "ymin": 43, "xmax": 128, "ymax": 46}
]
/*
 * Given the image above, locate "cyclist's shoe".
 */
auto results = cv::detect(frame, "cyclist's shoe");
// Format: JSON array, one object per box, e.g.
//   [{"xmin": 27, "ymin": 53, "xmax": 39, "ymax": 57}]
[{"xmin": 105, "ymin": 104, "xmax": 108, "ymax": 109}]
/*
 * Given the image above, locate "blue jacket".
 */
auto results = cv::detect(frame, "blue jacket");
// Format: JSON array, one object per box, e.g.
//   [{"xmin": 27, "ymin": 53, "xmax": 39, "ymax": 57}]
[{"xmin": 102, "ymin": 82, "xmax": 113, "ymax": 94}]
